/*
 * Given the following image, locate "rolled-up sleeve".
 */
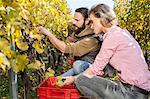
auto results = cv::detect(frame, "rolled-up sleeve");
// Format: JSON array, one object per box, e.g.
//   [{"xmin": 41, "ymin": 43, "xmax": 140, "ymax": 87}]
[
  {"xmin": 65, "ymin": 37, "xmax": 99, "ymax": 57},
  {"xmin": 90, "ymin": 33, "xmax": 118, "ymax": 75}
]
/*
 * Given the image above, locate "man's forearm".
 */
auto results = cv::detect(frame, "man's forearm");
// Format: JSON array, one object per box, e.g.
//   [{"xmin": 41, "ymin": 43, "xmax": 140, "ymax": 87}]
[
  {"xmin": 38, "ymin": 26, "xmax": 67, "ymax": 53},
  {"xmin": 47, "ymin": 32, "xmax": 66, "ymax": 53}
]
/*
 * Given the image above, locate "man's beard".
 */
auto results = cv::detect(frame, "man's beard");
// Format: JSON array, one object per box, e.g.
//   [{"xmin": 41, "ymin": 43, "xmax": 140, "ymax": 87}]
[{"xmin": 73, "ymin": 25, "xmax": 85, "ymax": 34}]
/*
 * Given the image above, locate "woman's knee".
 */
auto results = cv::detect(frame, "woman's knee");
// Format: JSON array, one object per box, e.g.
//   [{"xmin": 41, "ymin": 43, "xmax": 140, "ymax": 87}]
[
  {"xmin": 75, "ymin": 74, "xmax": 86, "ymax": 87},
  {"xmin": 75, "ymin": 74, "xmax": 93, "ymax": 88}
]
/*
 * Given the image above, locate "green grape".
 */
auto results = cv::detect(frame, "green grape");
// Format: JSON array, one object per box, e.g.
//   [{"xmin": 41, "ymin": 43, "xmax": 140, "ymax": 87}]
[{"xmin": 56, "ymin": 76, "xmax": 63, "ymax": 86}]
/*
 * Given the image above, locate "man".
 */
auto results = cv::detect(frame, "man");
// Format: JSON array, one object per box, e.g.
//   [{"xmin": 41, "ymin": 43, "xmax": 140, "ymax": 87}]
[{"xmin": 38, "ymin": 8, "xmax": 101, "ymax": 77}]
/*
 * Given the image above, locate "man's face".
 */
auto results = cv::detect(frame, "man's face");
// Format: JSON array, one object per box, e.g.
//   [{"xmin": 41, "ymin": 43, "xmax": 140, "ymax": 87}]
[{"xmin": 73, "ymin": 12, "xmax": 85, "ymax": 31}]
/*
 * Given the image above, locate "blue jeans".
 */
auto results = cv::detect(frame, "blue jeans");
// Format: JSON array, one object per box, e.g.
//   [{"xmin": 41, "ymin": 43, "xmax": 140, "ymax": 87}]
[{"xmin": 61, "ymin": 60, "xmax": 90, "ymax": 77}]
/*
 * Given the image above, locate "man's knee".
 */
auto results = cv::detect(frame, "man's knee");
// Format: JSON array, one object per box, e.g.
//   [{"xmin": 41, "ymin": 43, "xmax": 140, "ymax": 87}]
[{"xmin": 73, "ymin": 60, "xmax": 85, "ymax": 74}]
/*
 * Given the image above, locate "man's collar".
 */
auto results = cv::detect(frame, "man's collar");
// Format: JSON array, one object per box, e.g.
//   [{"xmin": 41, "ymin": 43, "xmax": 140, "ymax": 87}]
[{"xmin": 77, "ymin": 25, "xmax": 94, "ymax": 37}]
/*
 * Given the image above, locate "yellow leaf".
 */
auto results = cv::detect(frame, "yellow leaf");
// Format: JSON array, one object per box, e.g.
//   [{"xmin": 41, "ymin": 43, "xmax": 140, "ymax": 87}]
[
  {"xmin": 0, "ymin": 52, "xmax": 10, "ymax": 72},
  {"xmin": 0, "ymin": 38, "xmax": 9, "ymax": 49},
  {"xmin": 27, "ymin": 60, "xmax": 42, "ymax": 70},
  {"xmin": 29, "ymin": 29, "xmax": 44, "ymax": 41},
  {"xmin": 1, "ymin": 47, "xmax": 11, "ymax": 58},
  {"xmin": 0, "ymin": 57, "xmax": 2, "ymax": 65},
  {"xmin": 45, "ymin": 72, "xmax": 54, "ymax": 79},
  {"xmin": 32, "ymin": 41, "xmax": 44, "ymax": 54},
  {"xmin": 0, "ymin": 52, "xmax": 10, "ymax": 67},
  {"xmin": 16, "ymin": 40, "xmax": 29, "ymax": 51},
  {"xmin": 20, "ymin": 6, "xmax": 30, "ymax": 20},
  {"xmin": 0, "ymin": 64, "xmax": 6, "ymax": 73},
  {"xmin": 0, "ymin": 6, "xmax": 6, "ymax": 11},
  {"xmin": 30, "ymin": 34, "xmax": 44, "ymax": 41},
  {"xmin": 1, "ymin": 64, "xmax": 7, "ymax": 72},
  {"xmin": 5, "ymin": 23, "xmax": 11, "ymax": 36},
  {"xmin": 13, "ymin": 30, "xmax": 22, "ymax": 39},
  {"xmin": 0, "ymin": 31, "xmax": 6, "ymax": 36},
  {"xmin": 1, "ymin": 46, "xmax": 16, "ymax": 59},
  {"xmin": 11, "ymin": 62, "xmax": 20, "ymax": 73},
  {"xmin": 6, "ymin": 6, "xmax": 15, "ymax": 14},
  {"xmin": 16, "ymin": 54, "xmax": 29, "ymax": 66},
  {"xmin": 47, "ymin": 67, "xmax": 55, "ymax": 74},
  {"xmin": 11, "ymin": 54, "xmax": 29, "ymax": 73},
  {"xmin": 45, "ymin": 68, "xmax": 55, "ymax": 79}
]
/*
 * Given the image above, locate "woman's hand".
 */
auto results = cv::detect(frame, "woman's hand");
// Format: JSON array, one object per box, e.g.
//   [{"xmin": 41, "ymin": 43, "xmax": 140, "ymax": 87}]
[
  {"xmin": 38, "ymin": 26, "xmax": 51, "ymax": 36},
  {"xmin": 62, "ymin": 76, "xmax": 75, "ymax": 86}
]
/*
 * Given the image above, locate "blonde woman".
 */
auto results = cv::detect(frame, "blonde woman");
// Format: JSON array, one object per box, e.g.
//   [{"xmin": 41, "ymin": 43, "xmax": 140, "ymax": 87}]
[{"xmin": 63, "ymin": 4, "xmax": 150, "ymax": 99}]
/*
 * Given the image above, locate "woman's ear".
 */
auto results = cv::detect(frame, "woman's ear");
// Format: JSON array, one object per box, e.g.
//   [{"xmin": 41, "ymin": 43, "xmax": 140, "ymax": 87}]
[
  {"xmin": 85, "ymin": 18, "xmax": 90, "ymax": 25},
  {"xmin": 100, "ymin": 18, "xmax": 109, "ymax": 27}
]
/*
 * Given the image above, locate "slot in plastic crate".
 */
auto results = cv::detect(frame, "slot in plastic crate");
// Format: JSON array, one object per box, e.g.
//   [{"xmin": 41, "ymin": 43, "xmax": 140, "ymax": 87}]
[{"xmin": 37, "ymin": 77, "xmax": 80, "ymax": 99}]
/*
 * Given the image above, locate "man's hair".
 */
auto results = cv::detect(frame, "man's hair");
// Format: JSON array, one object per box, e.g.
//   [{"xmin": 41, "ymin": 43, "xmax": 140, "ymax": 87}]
[
  {"xmin": 89, "ymin": 4, "xmax": 117, "ymax": 26},
  {"xmin": 75, "ymin": 7, "xmax": 88, "ymax": 20}
]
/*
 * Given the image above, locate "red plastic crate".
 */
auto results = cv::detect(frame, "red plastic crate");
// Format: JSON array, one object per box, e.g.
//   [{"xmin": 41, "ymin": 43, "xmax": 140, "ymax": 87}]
[{"xmin": 37, "ymin": 77, "xmax": 80, "ymax": 99}]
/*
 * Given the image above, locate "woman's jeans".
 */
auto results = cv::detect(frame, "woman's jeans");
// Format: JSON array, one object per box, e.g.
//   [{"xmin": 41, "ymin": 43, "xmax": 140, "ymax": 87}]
[
  {"xmin": 75, "ymin": 74, "xmax": 149, "ymax": 99},
  {"xmin": 61, "ymin": 60, "xmax": 90, "ymax": 77}
]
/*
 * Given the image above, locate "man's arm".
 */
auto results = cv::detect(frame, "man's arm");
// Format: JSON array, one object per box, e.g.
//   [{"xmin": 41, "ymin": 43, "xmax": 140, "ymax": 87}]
[
  {"xmin": 38, "ymin": 27, "xmax": 67, "ymax": 53},
  {"xmin": 65, "ymin": 37, "xmax": 100, "ymax": 56},
  {"xmin": 47, "ymin": 32, "xmax": 67, "ymax": 53}
]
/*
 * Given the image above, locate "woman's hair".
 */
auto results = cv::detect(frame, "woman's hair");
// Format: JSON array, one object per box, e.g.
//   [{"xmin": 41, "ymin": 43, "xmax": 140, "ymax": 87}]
[{"xmin": 89, "ymin": 4, "xmax": 117, "ymax": 27}]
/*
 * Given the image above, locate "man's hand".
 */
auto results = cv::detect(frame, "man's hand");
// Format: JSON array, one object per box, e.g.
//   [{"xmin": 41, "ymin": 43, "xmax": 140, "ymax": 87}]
[
  {"xmin": 37, "ymin": 26, "xmax": 67, "ymax": 53},
  {"xmin": 62, "ymin": 76, "xmax": 75, "ymax": 86},
  {"xmin": 38, "ymin": 26, "xmax": 51, "ymax": 36}
]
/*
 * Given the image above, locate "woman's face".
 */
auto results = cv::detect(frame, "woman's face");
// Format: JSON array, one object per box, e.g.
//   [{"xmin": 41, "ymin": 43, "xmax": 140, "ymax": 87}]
[{"xmin": 89, "ymin": 14, "xmax": 103, "ymax": 34}]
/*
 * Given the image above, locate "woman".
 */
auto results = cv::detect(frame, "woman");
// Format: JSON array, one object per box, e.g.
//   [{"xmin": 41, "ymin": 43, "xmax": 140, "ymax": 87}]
[{"xmin": 63, "ymin": 4, "xmax": 150, "ymax": 99}]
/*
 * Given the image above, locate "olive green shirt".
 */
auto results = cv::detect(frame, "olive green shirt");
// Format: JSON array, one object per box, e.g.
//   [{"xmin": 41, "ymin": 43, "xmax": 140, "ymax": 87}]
[{"xmin": 65, "ymin": 26, "xmax": 100, "ymax": 57}]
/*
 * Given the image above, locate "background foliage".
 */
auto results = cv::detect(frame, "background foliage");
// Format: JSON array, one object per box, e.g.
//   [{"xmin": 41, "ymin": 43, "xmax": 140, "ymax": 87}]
[
  {"xmin": 0, "ymin": 0, "xmax": 71, "ymax": 74},
  {"xmin": 0, "ymin": 0, "xmax": 71, "ymax": 98},
  {"xmin": 0, "ymin": 0, "xmax": 149, "ymax": 98},
  {"xmin": 114, "ymin": 0, "xmax": 150, "ymax": 66}
]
